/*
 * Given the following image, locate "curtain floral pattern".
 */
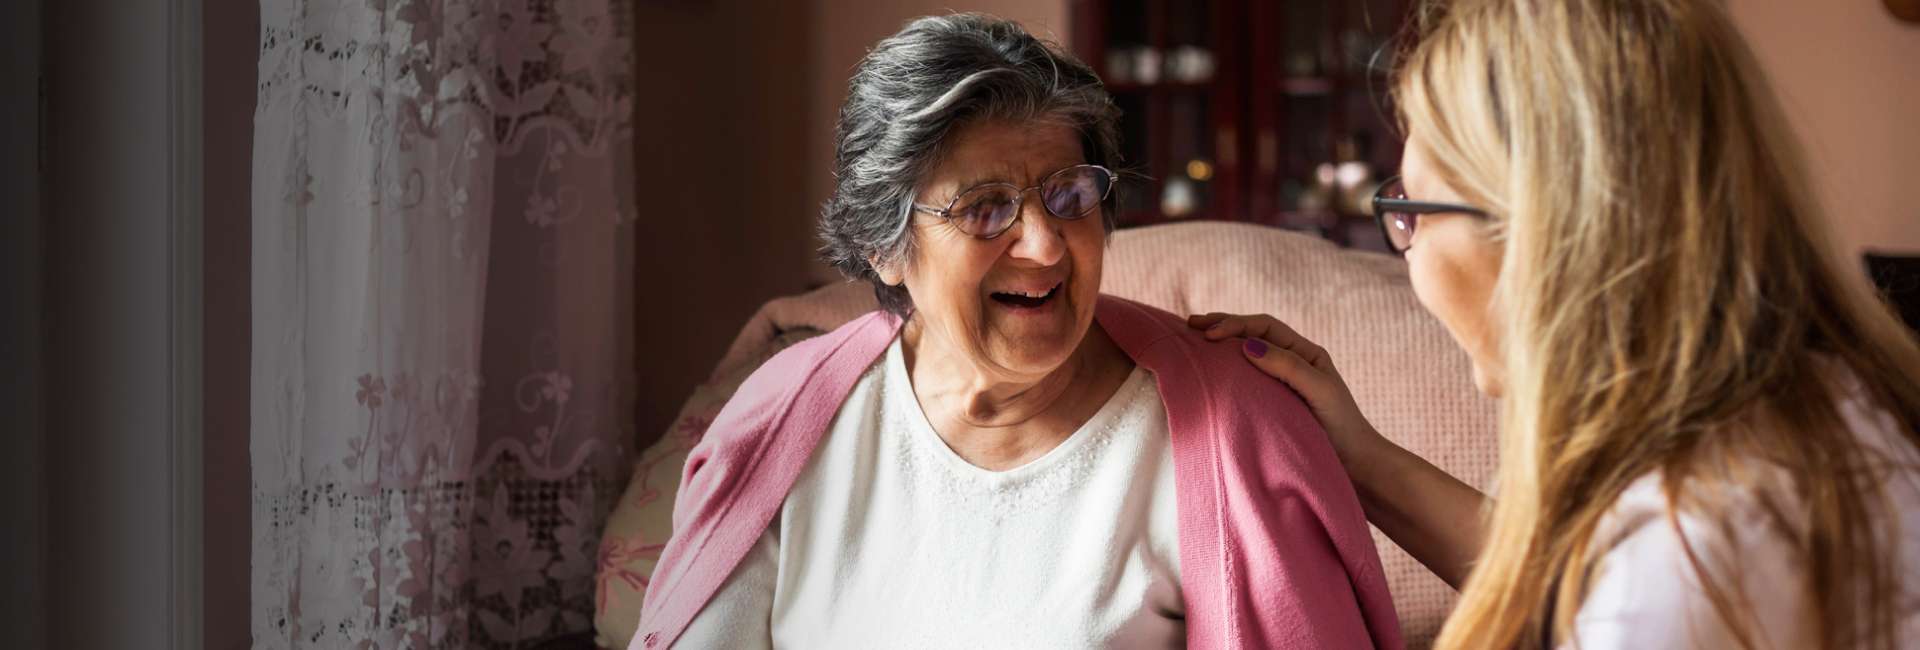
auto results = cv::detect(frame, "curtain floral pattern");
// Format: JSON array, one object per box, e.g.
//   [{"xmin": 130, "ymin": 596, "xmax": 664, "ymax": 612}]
[{"xmin": 251, "ymin": 0, "xmax": 635, "ymax": 646}]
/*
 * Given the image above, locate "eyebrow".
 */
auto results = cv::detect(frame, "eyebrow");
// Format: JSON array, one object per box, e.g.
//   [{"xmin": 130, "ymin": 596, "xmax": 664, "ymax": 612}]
[
  {"xmin": 951, "ymin": 171, "xmax": 1013, "ymax": 193},
  {"xmin": 947, "ymin": 162, "xmax": 1085, "ymax": 195}
]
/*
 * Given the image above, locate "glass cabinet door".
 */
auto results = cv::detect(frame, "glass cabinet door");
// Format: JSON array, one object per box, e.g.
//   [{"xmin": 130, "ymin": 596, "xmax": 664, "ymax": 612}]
[
  {"xmin": 1080, "ymin": 0, "xmax": 1232, "ymax": 227},
  {"xmin": 1074, "ymin": 0, "xmax": 1411, "ymax": 247}
]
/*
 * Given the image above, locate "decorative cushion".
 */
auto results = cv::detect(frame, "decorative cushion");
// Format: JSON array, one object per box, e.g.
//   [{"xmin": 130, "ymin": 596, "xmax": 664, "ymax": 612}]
[{"xmin": 594, "ymin": 222, "xmax": 1498, "ymax": 648}]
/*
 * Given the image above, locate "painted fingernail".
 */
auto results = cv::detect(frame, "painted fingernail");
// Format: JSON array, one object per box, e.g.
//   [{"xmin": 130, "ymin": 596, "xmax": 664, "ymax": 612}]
[{"xmin": 1244, "ymin": 338, "xmax": 1267, "ymax": 358}]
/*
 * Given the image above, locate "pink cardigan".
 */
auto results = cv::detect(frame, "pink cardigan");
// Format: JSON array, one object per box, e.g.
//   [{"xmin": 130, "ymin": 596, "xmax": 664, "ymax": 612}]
[{"xmin": 633, "ymin": 296, "xmax": 1402, "ymax": 649}]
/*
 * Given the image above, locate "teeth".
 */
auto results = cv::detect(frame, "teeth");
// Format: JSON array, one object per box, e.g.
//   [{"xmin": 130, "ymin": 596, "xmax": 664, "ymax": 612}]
[{"xmin": 1001, "ymin": 283, "xmax": 1058, "ymax": 298}]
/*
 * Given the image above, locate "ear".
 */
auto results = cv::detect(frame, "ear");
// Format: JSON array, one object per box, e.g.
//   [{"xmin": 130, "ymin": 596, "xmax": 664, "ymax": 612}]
[{"xmin": 870, "ymin": 254, "xmax": 905, "ymax": 286}]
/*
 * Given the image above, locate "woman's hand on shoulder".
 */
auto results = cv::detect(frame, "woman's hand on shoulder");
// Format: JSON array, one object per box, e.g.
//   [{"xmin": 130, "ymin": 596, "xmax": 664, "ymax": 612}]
[
  {"xmin": 1186, "ymin": 312, "xmax": 1388, "ymax": 468},
  {"xmin": 1189, "ymin": 312, "xmax": 1490, "ymax": 588}
]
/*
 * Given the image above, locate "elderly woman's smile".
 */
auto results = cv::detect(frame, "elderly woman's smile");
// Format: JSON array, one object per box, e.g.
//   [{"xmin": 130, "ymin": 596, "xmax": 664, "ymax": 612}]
[
  {"xmin": 986, "ymin": 278, "xmax": 1060, "ymax": 310},
  {"xmin": 985, "ymin": 278, "xmax": 1062, "ymax": 313}
]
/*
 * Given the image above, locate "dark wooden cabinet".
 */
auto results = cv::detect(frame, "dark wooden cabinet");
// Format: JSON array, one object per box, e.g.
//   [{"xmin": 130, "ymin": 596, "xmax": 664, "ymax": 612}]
[{"xmin": 1072, "ymin": 0, "xmax": 1412, "ymax": 250}]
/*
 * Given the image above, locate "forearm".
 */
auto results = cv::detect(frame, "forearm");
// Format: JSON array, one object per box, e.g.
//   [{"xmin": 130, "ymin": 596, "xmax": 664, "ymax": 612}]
[{"xmin": 1345, "ymin": 435, "xmax": 1488, "ymax": 589}]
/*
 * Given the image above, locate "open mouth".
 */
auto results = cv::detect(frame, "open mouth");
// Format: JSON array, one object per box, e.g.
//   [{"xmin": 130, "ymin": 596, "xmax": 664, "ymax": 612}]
[{"xmin": 989, "ymin": 281, "xmax": 1063, "ymax": 310}]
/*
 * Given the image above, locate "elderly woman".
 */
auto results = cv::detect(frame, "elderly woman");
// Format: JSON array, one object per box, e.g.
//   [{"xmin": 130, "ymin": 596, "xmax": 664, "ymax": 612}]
[{"xmin": 632, "ymin": 15, "xmax": 1398, "ymax": 649}]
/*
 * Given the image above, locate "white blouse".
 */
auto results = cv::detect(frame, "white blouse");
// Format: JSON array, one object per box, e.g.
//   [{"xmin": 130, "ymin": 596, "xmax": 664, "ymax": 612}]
[
  {"xmin": 1568, "ymin": 380, "xmax": 1920, "ymax": 648},
  {"xmin": 679, "ymin": 338, "xmax": 1185, "ymax": 649}
]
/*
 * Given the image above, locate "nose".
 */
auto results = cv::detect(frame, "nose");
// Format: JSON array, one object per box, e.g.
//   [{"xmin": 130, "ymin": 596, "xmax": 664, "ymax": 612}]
[{"xmin": 1003, "ymin": 192, "xmax": 1066, "ymax": 267}]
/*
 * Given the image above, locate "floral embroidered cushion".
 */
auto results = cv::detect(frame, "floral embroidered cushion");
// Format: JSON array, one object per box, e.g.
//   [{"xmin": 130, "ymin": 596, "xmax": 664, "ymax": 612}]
[{"xmin": 592, "ymin": 329, "xmax": 821, "ymax": 649}]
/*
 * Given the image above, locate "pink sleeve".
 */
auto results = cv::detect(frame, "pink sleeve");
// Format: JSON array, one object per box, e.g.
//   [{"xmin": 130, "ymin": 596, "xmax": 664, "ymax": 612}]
[
  {"xmin": 1206, "ymin": 340, "xmax": 1401, "ymax": 648},
  {"xmin": 1229, "ymin": 487, "xmax": 1382, "ymax": 647},
  {"xmin": 634, "ymin": 312, "xmax": 900, "ymax": 650},
  {"xmin": 636, "ymin": 342, "xmax": 822, "ymax": 646}
]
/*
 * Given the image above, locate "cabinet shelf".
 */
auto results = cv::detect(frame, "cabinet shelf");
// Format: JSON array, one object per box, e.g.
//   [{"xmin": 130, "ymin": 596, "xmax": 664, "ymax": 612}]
[
  {"xmin": 1073, "ymin": 0, "xmax": 1412, "ymax": 247},
  {"xmin": 1277, "ymin": 76, "xmax": 1334, "ymax": 96}
]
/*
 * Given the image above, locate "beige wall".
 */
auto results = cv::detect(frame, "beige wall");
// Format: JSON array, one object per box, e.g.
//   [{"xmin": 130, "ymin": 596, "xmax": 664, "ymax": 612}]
[
  {"xmin": 633, "ymin": 0, "xmax": 818, "ymax": 441},
  {"xmin": 1729, "ymin": 0, "xmax": 1920, "ymax": 257}
]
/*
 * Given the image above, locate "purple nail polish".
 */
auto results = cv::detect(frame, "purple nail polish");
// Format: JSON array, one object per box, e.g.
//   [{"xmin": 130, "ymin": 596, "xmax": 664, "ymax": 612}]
[{"xmin": 1244, "ymin": 338, "xmax": 1267, "ymax": 358}]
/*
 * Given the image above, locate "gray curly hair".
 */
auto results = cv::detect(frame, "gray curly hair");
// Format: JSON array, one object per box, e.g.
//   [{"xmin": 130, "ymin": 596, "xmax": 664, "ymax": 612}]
[{"xmin": 818, "ymin": 13, "xmax": 1123, "ymax": 317}]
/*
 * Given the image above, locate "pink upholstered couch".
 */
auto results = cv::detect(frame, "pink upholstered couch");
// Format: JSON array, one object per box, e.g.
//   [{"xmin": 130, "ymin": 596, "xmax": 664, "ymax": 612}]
[{"xmin": 594, "ymin": 221, "xmax": 1500, "ymax": 648}]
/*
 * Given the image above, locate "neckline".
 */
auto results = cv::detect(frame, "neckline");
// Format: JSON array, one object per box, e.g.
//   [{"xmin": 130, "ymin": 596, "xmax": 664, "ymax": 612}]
[{"xmin": 883, "ymin": 337, "xmax": 1147, "ymax": 481}]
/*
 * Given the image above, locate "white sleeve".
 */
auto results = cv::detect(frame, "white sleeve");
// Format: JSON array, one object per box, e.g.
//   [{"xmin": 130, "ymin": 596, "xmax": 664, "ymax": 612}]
[
  {"xmin": 674, "ymin": 524, "xmax": 779, "ymax": 649},
  {"xmin": 1567, "ymin": 481, "xmax": 1809, "ymax": 650}
]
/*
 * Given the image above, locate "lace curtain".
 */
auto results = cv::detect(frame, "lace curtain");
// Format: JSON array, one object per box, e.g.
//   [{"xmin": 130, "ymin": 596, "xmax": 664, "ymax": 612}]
[{"xmin": 250, "ymin": 0, "xmax": 635, "ymax": 646}]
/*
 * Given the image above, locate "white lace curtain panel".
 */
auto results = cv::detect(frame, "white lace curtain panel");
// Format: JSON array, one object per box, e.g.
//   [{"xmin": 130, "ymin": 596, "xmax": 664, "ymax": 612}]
[{"xmin": 250, "ymin": 0, "xmax": 636, "ymax": 646}]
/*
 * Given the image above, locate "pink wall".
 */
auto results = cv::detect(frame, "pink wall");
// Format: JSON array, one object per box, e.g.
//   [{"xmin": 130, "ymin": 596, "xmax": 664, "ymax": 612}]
[
  {"xmin": 1728, "ymin": 0, "xmax": 1920, "ymax": 256},
  {"xmin": 632, "ymin": 0, "xmax": 818, "ymax": 442}
]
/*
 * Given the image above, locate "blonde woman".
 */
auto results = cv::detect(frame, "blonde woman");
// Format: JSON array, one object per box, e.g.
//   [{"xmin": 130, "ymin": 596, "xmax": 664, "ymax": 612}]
[{"xmin": 1191, "ymin": 0, "xmax": 1920, "ymax": 647}]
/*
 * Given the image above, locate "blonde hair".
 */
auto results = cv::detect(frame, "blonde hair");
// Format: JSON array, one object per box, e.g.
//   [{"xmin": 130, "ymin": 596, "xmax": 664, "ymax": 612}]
[{"xmin": 1393, "ymin": 1, "xmax": 1920, "ymax": 648}]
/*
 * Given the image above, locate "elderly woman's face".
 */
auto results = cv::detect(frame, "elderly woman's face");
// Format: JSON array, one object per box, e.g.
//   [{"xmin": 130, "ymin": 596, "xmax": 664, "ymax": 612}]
[{"xmin": 886, "ymin": 119, "xmax": 1106, "ymax": 379}]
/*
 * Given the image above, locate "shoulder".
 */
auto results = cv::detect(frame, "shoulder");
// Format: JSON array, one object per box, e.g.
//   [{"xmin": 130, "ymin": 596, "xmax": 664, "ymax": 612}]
[
  {"xmin": 670, "ymin": 310, "xmax": 897, "ymax": 526},
  {"xmin": 683, "ymin": 310, "xmax": 899, "ymax": 484},
  {"xmin": 1585, "ymin": 472, "xmax": 1789, "ymax": 568},
  {"xmin": 712, "ymin": 311, "xmax": 900, "ymax": 430},
  {"xmin": 1094, "ymin": 295, "xmax": 1296, "ymax": 396},
  {"xmin": 1097, "ymin": 296, "xmax": 1351, "ymax": 504},
  {"xmin": 1575, "ymin": 380, "xmax": 1920, "ymax": 648},
  {"xmin": 1096, "ymin": 296, "xmax": 1401, "ymax": 646},
  {"xmin": 1571, "ymin": 472, "xmax": 1811, "ymax": 649},
  {"xmin": 1095, "ymin": 296, "xmax": 1334, "ymax": 474},
  {"xmin": 1585, "ymin": 367, "xmax": 1919, "ymax": 567}
]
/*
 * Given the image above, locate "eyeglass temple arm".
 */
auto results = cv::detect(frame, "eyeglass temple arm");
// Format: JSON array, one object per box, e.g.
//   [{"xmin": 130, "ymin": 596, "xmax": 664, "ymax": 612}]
[{"xmin": 1373, "ymin": 197, "xmax": 1489, "ymax": 216}]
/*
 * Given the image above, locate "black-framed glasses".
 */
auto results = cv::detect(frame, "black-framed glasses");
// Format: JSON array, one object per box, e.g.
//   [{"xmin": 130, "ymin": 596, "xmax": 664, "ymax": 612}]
[
  {"xmin": 912, "ymin": 164, "xmax": 1116, "ymax": 240},
  {"xmin": 1372, "ymin": 175, "xmax": 1490, "ymax": 255}
]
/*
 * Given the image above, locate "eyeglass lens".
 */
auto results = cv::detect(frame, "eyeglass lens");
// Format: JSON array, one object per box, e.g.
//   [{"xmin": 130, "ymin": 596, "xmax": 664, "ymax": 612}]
[{"xmin": 947, "ymin": 166, "xmax": 1111, "ymax": 237}]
